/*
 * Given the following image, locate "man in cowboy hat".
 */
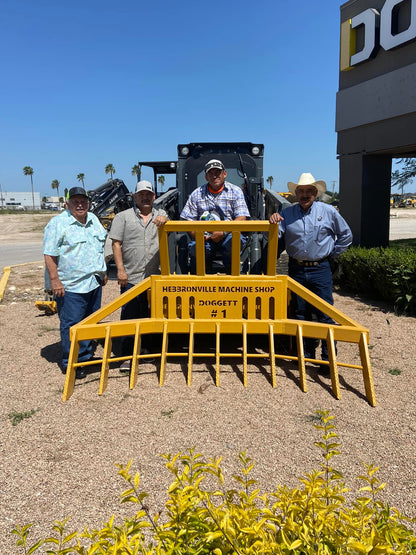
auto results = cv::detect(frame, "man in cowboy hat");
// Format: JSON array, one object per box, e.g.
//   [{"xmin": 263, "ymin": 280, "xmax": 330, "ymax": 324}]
[
  {"xmin": 269, "ymin": 172, "xmax": 352, "ymax": 374},
  {"xmin": 180, "ymin": 159, "xmax": 250, "ymax": 273}
]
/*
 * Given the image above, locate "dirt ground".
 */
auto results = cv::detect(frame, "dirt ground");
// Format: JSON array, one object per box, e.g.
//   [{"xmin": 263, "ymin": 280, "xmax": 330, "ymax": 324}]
[{"xmin": 1, "ymin": 211, "xmax": 416, "ymax": 552}]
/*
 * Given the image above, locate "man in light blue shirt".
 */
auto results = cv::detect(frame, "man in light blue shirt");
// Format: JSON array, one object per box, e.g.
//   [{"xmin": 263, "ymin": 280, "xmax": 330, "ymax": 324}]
[
  {"xmin": 44, "ymin": 187, "xmax": 107, "ymax": 378},
  {"xmin": 270, "ymin": 173, "xmax": 352, "ymax": 374}
]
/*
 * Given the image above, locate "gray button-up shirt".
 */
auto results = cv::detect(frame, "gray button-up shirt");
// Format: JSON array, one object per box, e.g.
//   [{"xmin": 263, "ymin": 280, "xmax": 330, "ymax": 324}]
[{"xmin": 109, "ymin": 206, "xmax": 168, "ymax": 284}]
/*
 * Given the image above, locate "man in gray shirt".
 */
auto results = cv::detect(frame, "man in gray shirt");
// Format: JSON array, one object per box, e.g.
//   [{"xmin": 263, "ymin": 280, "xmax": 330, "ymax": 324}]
[{"xmin": 109, "ymin": 180, "xmax": 168, "ymax": 370}]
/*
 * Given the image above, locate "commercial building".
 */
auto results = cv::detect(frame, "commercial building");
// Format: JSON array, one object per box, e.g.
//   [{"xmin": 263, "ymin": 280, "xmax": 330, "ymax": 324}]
[
  {"xmin": 0, "ymin": 191, "xmax": 41, "ymax": 210},
  {"xmin": 337, "ymin": 0, "xmax": 416, "ymax": 247}
]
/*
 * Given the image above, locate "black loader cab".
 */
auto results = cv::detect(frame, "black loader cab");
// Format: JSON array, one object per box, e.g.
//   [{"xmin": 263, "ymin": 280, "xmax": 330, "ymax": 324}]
[{"xmin": 137, "ymin": 142, "xmax": 290, "ymax": 274}]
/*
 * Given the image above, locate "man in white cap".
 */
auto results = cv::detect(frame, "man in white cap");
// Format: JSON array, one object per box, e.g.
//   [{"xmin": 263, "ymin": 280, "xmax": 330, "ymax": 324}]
[
  {"xmin": 109, "ymin": 180, "xmax": 168, "ymax": 371},
  {"xmin": 269, "ymin": 173, "xmax": 352, "ymax": 373},
  {"xmin": 180, "ymin": 159, "xmax": 250, "ymax": 272}
]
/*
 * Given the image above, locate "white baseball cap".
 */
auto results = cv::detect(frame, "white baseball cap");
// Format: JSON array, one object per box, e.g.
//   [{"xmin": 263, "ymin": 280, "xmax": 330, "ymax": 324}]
[{"xmin": 135, "ymin": 180, "xmax": 154, "ymax": 193}]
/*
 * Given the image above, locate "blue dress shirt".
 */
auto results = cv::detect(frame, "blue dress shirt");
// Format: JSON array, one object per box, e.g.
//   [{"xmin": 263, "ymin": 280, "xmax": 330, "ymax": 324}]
[{"xmin": 279, "ymin": 201, "xmax": 352, "ymax": 261}]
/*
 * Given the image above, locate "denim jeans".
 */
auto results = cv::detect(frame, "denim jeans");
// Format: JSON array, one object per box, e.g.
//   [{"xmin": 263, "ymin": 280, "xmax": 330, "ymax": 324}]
[
  {"xmin": 56, "ymin": 286, "xmax": 102, "ymax": 367},
  {"xmin": 120, "ymin": 283, "xmax": 149, "ymax": 355},
  {"xmin": 288, "ymin": 259, "xmax": 336, "ymax": 361},
  {"xmin": 189, "ymin": 233, "xmax": 246, "ymax": 274}
]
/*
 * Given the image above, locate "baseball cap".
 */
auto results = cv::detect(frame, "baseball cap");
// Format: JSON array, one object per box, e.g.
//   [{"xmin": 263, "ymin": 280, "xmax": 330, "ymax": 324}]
[
  {"xmin": 135, "ymin": 180, "xmax": 154, "ymax": 193},
  {"xmin": 67, "ymin": 187, "xmax": 88, "ymax": 199},
  {"xmin": 205, "ymin": 159, "xmax": 225, "ymax": 173}
]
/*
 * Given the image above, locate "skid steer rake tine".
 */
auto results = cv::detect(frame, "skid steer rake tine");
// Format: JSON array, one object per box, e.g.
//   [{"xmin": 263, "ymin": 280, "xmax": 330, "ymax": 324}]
[
  {"xmin": 187, "ymin": 322, "xmax": 194, "ymax": 386},
  {"xmin": 159, "ymin": 321, "xmax": 168, "ymax": 386},
  {"xmin": 243, "ymin": 323, "xmax": 248, "ymax": 387},
  {"xmin": 129, "ymin": 322, "xmax": 141, "ymax": 390},
  {"xmin": 99, "ymin": 326, "xmax": 112, "ymax": 395},
  {"xmin": 63, "ymin": 329, "xmax": 80, "ymax": 401},
  {"xmin": 268, "ymin": 323, "xmax": 277, "ymax": 388},
  {"xmin": 326, "ymin": 327, "xmax": 340, "ymax": 400},
  {"xmin": 296, "ymin": 325, "xmax": 307, "ymax": 393},
  {"xmin": 215, "ymin": 322, "xmax": 221, "ymax": 386},
  {"xmin": 359, "ymin": 332, "xmax": 377, "ymax": 407}
]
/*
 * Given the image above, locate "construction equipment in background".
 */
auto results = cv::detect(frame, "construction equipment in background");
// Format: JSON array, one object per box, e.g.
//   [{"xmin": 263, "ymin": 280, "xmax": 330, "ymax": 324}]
[
  {"xmin": 62, "ymin": 219, "xmax": 376, "ymax": 407},
  {"xmin": 35, "ymin": 294, "xmax": 57, "ymax": 315},
  {"xmin": 398, "ymin": 196, "xmax": 416, "ymax": 208},
  {"xmin": 87, "ymin": 178, "xmax": 134, "ymax": 230}
]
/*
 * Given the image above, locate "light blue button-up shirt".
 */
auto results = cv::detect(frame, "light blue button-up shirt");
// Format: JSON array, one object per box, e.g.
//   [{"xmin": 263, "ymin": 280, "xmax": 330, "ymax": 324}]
[
  {"xmin": 279, "ymin": 201, "xmax": 352, "ymax": 261},
  {"xmin": 43, "ymin": 210, "xmax": 107, "ymax": 293}
]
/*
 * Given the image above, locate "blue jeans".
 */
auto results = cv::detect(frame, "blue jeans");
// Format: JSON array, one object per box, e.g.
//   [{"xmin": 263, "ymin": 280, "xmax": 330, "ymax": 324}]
[
  {"xmin": 120, "ymin": 283, "xmax": 149, "ymax": 355},
  {"xmin": 56, "ymin": 286, "xmax": 102, "ymax": 367},
  {"xmin": 189, "ymin": 233, "xmax": 246, "ymax": 274},
  {"xmin": 288, "ymin": 259, "xmax": 336, "ymax": 361}
]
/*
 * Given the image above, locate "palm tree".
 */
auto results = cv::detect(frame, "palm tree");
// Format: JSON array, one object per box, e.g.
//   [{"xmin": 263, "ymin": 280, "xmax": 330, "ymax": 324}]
[
  {"xmin": 105, "ymin": 164, "xmax": 115, "ymax": 180},
  {"xmin": 158, "ymin": 175, "xmax": 165, "ymax": 193},
  {"xmin": 23, "ymin": 166, "xmax": 35, "ymax": 210},
  {"xmin": 266, "ymin": 176, "xmax": 274, "ymax": 190},
  {"xmin": 77, "ymin": 173, "xmax": 85, "ymax": 187},
  {"xmin": 131, "ymin": 164, "xmax": 140, "ymax": 179},
  {"xmin": 51, "ymin": 179, "xmax": 60, "ymax": 199}
]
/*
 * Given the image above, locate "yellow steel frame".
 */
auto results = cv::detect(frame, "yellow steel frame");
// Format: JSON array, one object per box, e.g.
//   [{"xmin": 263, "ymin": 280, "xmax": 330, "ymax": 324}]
[{"xmin": 63, "ymin": 221, "xmax": 376, "ymax": 406}]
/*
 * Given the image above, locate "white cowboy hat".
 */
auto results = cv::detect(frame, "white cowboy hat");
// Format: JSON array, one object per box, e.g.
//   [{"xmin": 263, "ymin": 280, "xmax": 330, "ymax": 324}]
[{"xmin": 287, "ymin": 173, "xmax": 326, "ymax": 197}]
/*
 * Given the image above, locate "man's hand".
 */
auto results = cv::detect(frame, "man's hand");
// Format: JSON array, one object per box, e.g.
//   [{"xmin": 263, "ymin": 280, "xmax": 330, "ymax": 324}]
[
  {"xmin": 50, "ymin": 276, "xmax": 65, "ymax": 297},
  {"xmin": 117, "ymin": 269, "xmax": 128, "ymax": 288},
  {"xmin": 152, "ymin": 215, "xmax": 168, "ymax": 228},
  {"xmin": 269, "ymin": 213, "xmax": 284, "ymax": 224},
  {"xmin": 209, "ymin": 230, "xmax": 225, "ymax": 243}
]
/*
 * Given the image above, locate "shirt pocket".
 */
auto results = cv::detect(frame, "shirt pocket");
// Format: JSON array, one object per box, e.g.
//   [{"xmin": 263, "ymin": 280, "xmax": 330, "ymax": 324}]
[
  {"xmin": 91, "ymin": 231, "xmax": 106, "ymax": 253},
  {"xmin": 62, "ymin": 230, "xmax": 86, "ymax": 247},
  {"xmin": 314, "ymin": 224, "xmax": 331, "ymax": 243}
]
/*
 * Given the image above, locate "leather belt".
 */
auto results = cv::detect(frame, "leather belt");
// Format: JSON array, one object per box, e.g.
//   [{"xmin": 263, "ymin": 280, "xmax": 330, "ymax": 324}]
[{"xmin": 290, "ymin": 257, "xmax": 327, "ymax": 267}]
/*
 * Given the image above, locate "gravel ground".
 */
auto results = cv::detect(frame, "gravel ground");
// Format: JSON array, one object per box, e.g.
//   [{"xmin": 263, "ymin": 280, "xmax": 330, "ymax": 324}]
[{"xmin": 1, "ymin": 212, "xmax": 416, "ymax": 552}]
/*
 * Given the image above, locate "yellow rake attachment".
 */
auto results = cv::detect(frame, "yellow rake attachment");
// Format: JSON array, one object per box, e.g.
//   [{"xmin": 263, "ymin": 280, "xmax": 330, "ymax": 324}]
[{"xmin": 63, "ymin": 221, "xmax": 376, "ymax": 406}]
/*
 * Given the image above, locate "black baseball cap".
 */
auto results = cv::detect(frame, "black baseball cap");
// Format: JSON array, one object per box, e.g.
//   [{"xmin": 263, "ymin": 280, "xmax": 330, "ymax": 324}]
[{"xmin": 67, "ymin": 187, "xmax": 89, "ymax": 199}]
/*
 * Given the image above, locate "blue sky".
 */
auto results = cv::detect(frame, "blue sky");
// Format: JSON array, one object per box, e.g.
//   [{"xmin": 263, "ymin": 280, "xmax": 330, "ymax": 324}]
[{"xmin": 2, "ymin": 0, "xmax": 352, "ymax": 198}]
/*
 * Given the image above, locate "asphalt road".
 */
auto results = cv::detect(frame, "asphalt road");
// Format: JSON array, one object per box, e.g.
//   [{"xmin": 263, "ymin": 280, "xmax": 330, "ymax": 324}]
[{"xmin": 0, "ymin": 242, "xmax": 44, "ymax": 268}]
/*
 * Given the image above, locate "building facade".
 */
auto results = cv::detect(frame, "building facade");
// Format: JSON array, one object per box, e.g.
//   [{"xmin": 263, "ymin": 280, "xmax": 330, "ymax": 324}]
[
  {"xmin": 0, "ymin": 191, "xmax": 41, "ymax": 210},
  {"xmin": 337, "ymin": 0, "xmax": 416, "ymax": 246}
]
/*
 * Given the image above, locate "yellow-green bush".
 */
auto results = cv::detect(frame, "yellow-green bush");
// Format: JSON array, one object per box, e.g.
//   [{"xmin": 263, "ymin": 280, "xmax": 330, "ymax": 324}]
[{"xmin": 13, "ymin": 411, "xmax": 416, "ymax": 554}]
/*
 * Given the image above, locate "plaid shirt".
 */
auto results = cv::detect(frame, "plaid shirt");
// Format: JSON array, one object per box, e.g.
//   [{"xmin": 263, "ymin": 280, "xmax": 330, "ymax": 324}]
[{"xmin": 180, "ymin": 182, "xmax": 250, "ymax": 221}]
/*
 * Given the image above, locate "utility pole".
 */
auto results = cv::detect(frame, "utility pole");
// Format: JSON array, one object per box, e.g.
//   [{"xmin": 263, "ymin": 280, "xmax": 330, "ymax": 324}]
[{"xmin": 0, "ymin": 184, "xmax": 4, "ymax": 209}]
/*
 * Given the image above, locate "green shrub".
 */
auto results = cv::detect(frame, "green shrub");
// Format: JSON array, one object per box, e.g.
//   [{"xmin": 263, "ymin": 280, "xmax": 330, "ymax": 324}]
[
  {"xmin": 337, "ymin": 246, "xmax": 416, "ymax": 315},
  {"xmin": 13, "ymin": 410, "xmax": 416, "ymax": 554}
]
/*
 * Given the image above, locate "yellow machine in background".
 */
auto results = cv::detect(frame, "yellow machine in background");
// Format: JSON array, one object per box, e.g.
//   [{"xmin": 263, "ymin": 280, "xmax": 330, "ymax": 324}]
[{"xmin": 62, "ymin": 220, "xmax": 376, "ymax": 406}]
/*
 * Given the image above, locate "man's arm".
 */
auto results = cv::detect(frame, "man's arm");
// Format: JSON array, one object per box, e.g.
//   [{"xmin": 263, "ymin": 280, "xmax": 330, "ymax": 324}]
[
  {"xmin": 44, "ymin": 254, "xmax": 65, "ymax": 297},
  {"xmin": 111, "ymin": 240, "xmax": 128, "ymax": 287},
  {"xmin": 332, "ymin": 212, "xmax": 353, "ymax": 257}
]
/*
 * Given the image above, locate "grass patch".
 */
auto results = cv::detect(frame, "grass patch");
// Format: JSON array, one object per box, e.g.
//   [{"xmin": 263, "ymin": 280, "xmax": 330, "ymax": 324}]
[
  {"xmin": 37, "ymin": 325, "xmax": 59, "ymax": 337},
  {"xmin": 389, "ymin": 368, "xmax": 402, "ymax": 375},
  {"xmin": 8, "ymin": 409, "xmax": 39, "ymax": 426},
  {"xmin": 390, "ymin": 237, "xmax": 416, "ymax": 249}
]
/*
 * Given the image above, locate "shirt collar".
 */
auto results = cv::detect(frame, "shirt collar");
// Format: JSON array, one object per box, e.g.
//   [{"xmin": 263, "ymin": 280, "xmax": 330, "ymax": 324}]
[
  {"xmin": 67, "ymin": 209, "xmax": 93, "ymax": 226},
  {"xmin": 205, "ymin": 181, "xmax": 230, "ymax": 194}
]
